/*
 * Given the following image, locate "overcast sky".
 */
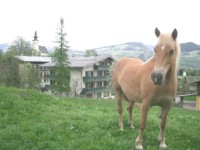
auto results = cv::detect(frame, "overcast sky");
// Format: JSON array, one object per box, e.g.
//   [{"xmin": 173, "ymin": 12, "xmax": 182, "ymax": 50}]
[{"xmin": 1, "ymin": 0, "xmax": 200, "ymax": 50}]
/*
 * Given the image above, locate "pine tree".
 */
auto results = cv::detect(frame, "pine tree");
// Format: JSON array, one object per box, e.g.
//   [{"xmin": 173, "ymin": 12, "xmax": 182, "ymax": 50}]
[{"xmin": 51, "ymin": 18, "xmax": 70, "ymax": 95}]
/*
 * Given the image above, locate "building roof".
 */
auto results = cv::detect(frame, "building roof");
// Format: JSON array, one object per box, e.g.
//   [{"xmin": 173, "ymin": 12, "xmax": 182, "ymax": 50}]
[
  {"xmin": 41, "ymin": 55, "xmax": 114, "ymax": 68},
  {"xmin": 39, "ymin": 46, "xmax": 49, "ymax": 54},
  {"xmin": 16, "ymin": 55, "xmax": 114, "ymax": 68},
  {"xmin": 16, "ymin": 56, "xmax": 51, "ymax": 63}
]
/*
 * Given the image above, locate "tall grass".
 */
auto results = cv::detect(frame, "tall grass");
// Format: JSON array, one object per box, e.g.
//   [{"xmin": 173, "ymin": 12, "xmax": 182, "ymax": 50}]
[{"xmin": 0, "ymin": 87, "xmax": 199, "ymax": 150}]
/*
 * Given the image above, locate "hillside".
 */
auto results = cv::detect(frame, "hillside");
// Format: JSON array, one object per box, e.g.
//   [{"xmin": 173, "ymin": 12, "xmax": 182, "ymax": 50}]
[
  {"xmin": 180, "ymin": 50, "xmax": 200, "ymax": 68},
  {"xmin": 95, "ymin": 42, "xmax": 200, "ymax": 69},
  {"xmin": 181, "ymin": 42, "xmax": 200, "ymax": 52},
  {"xmin": 0, "ymin": 87, "xmax": 199, "ymax": 150},
  {"xmin": 95, "ymin": 42, "xmax": 154, "ymax": 59}
]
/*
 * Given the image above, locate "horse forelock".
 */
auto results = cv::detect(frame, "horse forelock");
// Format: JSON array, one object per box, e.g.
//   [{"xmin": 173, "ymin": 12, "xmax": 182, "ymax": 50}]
[
  {"xmin": 157, "ymin": 33, "xmax": 175, "ymax": 49},
  {"xmin": 157, "ymin": 33, "xmax": 181, "ymax": 72}
]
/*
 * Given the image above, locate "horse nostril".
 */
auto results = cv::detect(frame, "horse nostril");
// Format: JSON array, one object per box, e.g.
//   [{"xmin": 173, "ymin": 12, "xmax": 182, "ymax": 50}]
[
  {"xmin": 157, "ymin": 73, "xmax": 163, "ymax": 80},
  {"xmin": 151, "ymin": 72, "xmax": 163, "ymax": 85}
]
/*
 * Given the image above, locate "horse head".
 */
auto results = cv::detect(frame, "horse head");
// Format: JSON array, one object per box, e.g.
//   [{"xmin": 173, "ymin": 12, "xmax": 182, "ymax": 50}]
[{"xmin": 151, "ymin": 28, "xmax": 179, "ymax": 86}]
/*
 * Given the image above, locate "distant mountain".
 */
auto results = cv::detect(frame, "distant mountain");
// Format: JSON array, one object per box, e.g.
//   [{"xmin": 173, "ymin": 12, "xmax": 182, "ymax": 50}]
[
  {"xmin": 96, "ymin": 42, "xmax": 154, "ymax": 51},
  {"xmin": 94, "ymin": 41, "xmax": 200, "ymax": 58},
  {"xmin": 95, "ymin": 42, "xmax": 154, "ymax": 59},
  {"xmin": 180, "ymin": 42, "xmax": 200, "ymax": 52}
]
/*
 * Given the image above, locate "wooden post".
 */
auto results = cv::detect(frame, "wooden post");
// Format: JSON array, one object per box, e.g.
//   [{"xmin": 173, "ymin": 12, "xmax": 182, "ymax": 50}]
[{"xmin": 196, "ymin": 81, "xmax": 200, "ymax": 110}]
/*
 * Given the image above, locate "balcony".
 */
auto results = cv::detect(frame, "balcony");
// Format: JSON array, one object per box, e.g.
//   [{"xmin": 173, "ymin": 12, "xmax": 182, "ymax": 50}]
[
  {"xmin": 98, "ymin": 65, "xmax": 109, "ymax": 70},
  {"xmin": 44, "ymin": 75, "xmax": 51, "ymax": 78},
  {"xmin": 83, "ymin": 76, "xmax": 111, "ymax": 82},
  {"xmin": 94, "ymin": 64, "xmax": 110, "ymax": 70}
]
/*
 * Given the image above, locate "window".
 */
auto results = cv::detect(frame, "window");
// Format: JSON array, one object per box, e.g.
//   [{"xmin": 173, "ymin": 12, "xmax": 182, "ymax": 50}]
[
  {"xmin": 97, "ymin": 81, "xmax": 102, "ymax": 87},
  {"xmin": 97, "ymin": 93, "xmax": 102, "ymax": 98},
  {"xmin": 86, "ymin": 71, "xmax": 93, "ymax": 77},
  {"xmin": 100, "ymin": 61, "xmax": 107, "ymax": 66},
  {"xmin": 97, "ymin": 71, "xmax": 103, "ymax": 77},
  {"xmin": 104, "ymin": 81, "xmax": 108, "ymax": 87},
  {"xmin": 86, "ymin": 82, "xmax": 94, "ymax": 89},
  {"xmin": 104, "ymin": 70, "xmax": 109, "ymax": 76}
]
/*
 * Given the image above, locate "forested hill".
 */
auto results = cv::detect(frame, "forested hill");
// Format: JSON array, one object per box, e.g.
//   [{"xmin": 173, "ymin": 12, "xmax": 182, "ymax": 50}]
[{"xmin": 180, "ymin": 42, "xmax": 200, "ymax": 52}]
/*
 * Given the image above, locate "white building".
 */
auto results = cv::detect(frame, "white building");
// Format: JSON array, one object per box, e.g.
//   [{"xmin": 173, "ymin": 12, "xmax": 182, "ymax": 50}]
[{"xmin": 16, "ymin": 55, "xmax": 115, "ymax": 98}]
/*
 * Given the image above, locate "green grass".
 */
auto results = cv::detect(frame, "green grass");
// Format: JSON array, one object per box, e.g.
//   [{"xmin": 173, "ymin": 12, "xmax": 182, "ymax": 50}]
[
  {"xmin": 0, "ymin": 87, "xmax": 200, "ymax": 150},
  {"xmin": 184, "ymin": 95, "xmax": 196, "ymax": 101}
]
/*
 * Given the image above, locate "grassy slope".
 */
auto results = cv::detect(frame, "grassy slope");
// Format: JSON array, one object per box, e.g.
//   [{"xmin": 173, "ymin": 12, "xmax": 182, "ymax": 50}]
[
  {"xmin": 0, "ymin": 87, "xmax": 199, "ymax": 150},
  {"xmin": 180, "ymin": 51, "xmax": 200, "ymax": 69}
]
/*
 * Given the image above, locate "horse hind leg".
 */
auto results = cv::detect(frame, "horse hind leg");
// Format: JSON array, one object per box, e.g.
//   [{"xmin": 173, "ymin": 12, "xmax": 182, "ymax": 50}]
[
  {"xmin": 115, "ymin": 88, "xmax": 124, "ymax": 131},
  {"xmin": 127, "ymin": 101, "xmax": 135, "ymax": 129}
]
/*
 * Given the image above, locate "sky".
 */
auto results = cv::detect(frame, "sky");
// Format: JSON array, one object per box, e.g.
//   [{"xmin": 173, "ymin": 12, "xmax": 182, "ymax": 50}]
[{"xmin": 1, "ymin": 0, "xmax": 200, "ymax": 50}]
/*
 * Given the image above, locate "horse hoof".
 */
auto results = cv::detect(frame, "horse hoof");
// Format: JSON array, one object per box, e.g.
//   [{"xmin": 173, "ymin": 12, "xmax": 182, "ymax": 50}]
[
  {"xmin": 119, "ymin": 127, "xmax": 124, "ymax": 131},
  {"xmin": 136, "ymin": 144, "xmax": 143, "ymax": 150},
  {"xmin": 130, "ymin": 125, "xmax": 135, "ymax": 129},
  {"xmin": 159, "ymin": 143, "xmax": 167, "ymax": 150},
  {"xmin": 135, "ymin": 138, "xmax": 143, "ymax": 150}
]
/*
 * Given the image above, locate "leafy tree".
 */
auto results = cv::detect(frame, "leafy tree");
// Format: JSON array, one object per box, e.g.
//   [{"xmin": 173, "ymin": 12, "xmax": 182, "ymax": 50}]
[
  {"xmin": 0, "ymin": 47, "xmax": 21, "ymax": 87},
  {"xmin": 51, "ymin": 18, "xmax": 70, "ymax": 95},
  {"xmin": 2, "ymin": 54, "xmax": 20, "ymax": 87},
  {"xmin": 85, "ymin": 49, "xmax": 97, "ymax": 57},
  {"xmin": 7, "ymin": 37, "xmax": 34, "ymax": 56},
  {"xmin": 19, "ymin": 63, "xmax": 40, "ymax": 88},
  {"xmin": 0, "ymin": 49, "xmax": 39, "ymax": 88}
]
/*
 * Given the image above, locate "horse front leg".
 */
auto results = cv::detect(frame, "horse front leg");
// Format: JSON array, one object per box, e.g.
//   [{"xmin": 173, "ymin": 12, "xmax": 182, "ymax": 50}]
[
  {"xmin": 135, "ymin": 102, "xmax": 150, "ymax": 150},
  {"xmin": 158, "ymin": 106, "xmax": 171, "ymax": 149},
  {"xmin": 127, "ymin": 101, "xmax": 135, "ymax": 129}
]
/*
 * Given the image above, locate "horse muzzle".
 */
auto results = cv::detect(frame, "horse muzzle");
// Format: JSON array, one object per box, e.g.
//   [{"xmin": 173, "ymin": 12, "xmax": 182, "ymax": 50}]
[{"xmin": 151, "ymin": 72, "xmax": 164, "ymax": 86}]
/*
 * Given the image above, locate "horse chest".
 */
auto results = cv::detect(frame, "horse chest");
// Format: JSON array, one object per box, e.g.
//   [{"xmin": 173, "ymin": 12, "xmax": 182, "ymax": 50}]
[{"xmin": 150, "ymin": 87, "xmax": 175, "ymax": 106}]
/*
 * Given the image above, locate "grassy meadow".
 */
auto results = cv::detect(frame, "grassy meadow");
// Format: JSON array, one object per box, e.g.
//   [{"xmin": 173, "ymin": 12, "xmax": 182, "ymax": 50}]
[{"xmin": 0, "ymin": 87, "xmax": 200, "ymax": 150}]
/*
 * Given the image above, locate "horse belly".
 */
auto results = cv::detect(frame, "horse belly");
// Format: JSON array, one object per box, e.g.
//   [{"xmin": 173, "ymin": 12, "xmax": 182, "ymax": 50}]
[
  {"xmin": 120, "ymin": 69, "xmax": 142, "ymax": 103},
  {"xmin": 113, "ymin": 58, "xmax": 144, "ymax": 102}
]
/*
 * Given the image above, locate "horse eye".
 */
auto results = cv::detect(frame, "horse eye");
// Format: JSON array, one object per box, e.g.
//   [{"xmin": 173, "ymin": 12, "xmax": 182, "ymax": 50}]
[
  {"xmin": 154, "ymin": 48, "xmax": 157, "ymax": 53},
  {"xmin": 169, "ymin": 49, "xmax": 175, "ymax": 55}
]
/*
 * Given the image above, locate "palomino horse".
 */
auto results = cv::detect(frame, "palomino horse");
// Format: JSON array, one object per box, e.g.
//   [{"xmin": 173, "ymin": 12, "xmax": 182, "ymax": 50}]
[{"xmin": 112, "ymin": 28, "xmax": 180, "ymax": 149}]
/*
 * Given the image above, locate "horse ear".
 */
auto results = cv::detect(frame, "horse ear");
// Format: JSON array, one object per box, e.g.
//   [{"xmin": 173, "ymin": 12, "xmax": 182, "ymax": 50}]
[
  {"xmin": 172, "ymin": 28, "xmax": 178, "ymax": 40},
  {"xmin": 155, "ymin": 28, "xmax": 160, "ymax": 37}
]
